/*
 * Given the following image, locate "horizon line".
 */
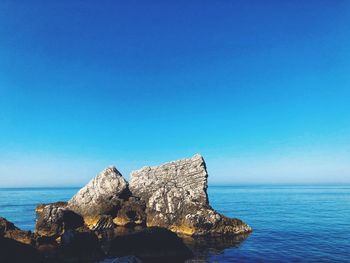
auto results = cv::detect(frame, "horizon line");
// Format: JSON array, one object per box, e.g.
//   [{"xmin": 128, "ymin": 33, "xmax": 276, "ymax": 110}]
[{"xmin": 1, "ymin": 182, "xmax": 350, "ymax": 189}]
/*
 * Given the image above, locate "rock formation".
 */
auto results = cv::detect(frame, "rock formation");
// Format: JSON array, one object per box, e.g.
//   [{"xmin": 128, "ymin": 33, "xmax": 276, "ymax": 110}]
[
  {"xmin": 66, "ymin": 166, "xmax": 148, "ymax": 230},
  {"xmin": 129, "ymin": 154, "xmax": 252, "ymax": 236},
  {"xmin": 25, "ymin": 153, "xmax": 251, "ymax": 262}
]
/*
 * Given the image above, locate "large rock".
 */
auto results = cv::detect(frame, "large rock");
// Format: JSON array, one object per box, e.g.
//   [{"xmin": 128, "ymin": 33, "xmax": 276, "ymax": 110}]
[
  {"xmin": 68, "ymin": 166, "xmax": 130, "ymax": 219},
  {"xmin": 129, "ymin": 154, "xmax": 252, "ymax": 236},
  {"xmin": 35, "ymin": 202, "xmax": 84, "ymax": 238}
]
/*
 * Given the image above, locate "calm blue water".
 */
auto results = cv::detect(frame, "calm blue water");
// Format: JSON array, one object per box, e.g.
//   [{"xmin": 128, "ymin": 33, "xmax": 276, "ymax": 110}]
[{"xmin": 0, "ymin": 186, "xmax": 349, "ymax": 262}]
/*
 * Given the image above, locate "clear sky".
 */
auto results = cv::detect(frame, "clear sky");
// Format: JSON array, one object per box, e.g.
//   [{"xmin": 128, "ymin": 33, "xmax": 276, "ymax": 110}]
[{"xmin": 1, "ymin": 0, "xmax": 350, "ymax": 187}]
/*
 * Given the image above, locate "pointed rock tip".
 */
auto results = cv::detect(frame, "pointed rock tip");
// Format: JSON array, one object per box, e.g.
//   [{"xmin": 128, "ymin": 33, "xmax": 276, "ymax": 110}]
[
  {"xmin": 192, "ymin": 153, "xmax": 204, "ymax": 159},
  {"xmin": 103, "ymin": 165, "xmax": 119, "ymax": 173}
]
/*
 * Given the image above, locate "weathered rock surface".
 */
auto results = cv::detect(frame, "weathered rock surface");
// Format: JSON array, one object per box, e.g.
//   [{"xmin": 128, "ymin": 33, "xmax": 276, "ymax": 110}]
[
  {"xmin": 35, "ymin": 202, "xmax": 84, "ymax": 238},
  {"xmin": 129, "ymin": 154, "xmax": 252, "ymax": 236},
  {"xmin": 68, "ymin": 166, "xmax": 130, "ymax": 218},
  {"xmin": 109, "ymin": 227, "xmax": 192, "ymax": 262}
]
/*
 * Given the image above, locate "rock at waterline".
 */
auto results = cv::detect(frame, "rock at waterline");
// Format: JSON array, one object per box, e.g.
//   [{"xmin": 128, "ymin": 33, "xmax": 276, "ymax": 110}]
[
  {"xmin": 0, "ymin": 217, "xmax": 35, "ymax": 245},
  {"xmin": 129, "ymin": 154, "xmax": 252, "ymax": 236},
  {"xmin": 0, "ymin": 216, "xmax": 18, "ymax": 234}
]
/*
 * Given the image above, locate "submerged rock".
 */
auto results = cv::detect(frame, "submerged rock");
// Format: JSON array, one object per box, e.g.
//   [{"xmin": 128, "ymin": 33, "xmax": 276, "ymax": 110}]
[
  {"xmin": 68, "ymin": 166, "xmax": 130, "ymax": 218},
  {"xmin": 129, "ymin": 154, "xmax": 252, "ymax": 236}
]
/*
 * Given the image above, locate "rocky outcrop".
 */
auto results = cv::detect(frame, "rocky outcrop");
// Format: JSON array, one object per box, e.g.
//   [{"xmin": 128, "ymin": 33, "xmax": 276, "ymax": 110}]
[
  {"xmin": 129, "ymin": 154, "xmax": 252, "ymax": 236},
  {"xmin": 35, "ymin": 202, "xmax": 84, "ymax": 238},
  {"xmin": 68, "ymin": 166, "xmax": 130, "ymax": 218},
  {"xmin": 22, "ymin": 154, "xmax": 251, "ymax": 262}
]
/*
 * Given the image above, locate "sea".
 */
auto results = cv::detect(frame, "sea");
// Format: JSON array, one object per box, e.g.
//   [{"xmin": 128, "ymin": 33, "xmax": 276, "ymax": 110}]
[{"xmin": 0, "ymin": 185, "xmax": 349, "ymax": 262}]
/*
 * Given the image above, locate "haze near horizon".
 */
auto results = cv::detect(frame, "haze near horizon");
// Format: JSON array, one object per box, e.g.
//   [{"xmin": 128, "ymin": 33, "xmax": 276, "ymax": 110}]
[{"xmin": 1, "ymin": 1, "xmax": 349, "ymax": 187}]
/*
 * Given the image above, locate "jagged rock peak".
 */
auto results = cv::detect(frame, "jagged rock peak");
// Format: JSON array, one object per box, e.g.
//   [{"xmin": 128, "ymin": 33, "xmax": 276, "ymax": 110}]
[{"xmin": 68, "ymin": 166, "xmax": 129, "ymax": 217}]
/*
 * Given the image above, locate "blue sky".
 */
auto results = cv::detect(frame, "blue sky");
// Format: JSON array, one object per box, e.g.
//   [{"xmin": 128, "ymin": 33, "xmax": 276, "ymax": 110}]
[{"xmin": 1, "ymin": 0, "xmax": 349, "ymax": 186}]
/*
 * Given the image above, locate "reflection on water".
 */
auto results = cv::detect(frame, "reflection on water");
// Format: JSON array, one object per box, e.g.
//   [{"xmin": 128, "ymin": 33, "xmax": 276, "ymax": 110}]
[
  {"xmin": 97, "ymin": 226, "xmax": 250, "ymax": 262},
  {"xmin": 182, "ymin": 233, "xmax": 250, "ymax": 262}
]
